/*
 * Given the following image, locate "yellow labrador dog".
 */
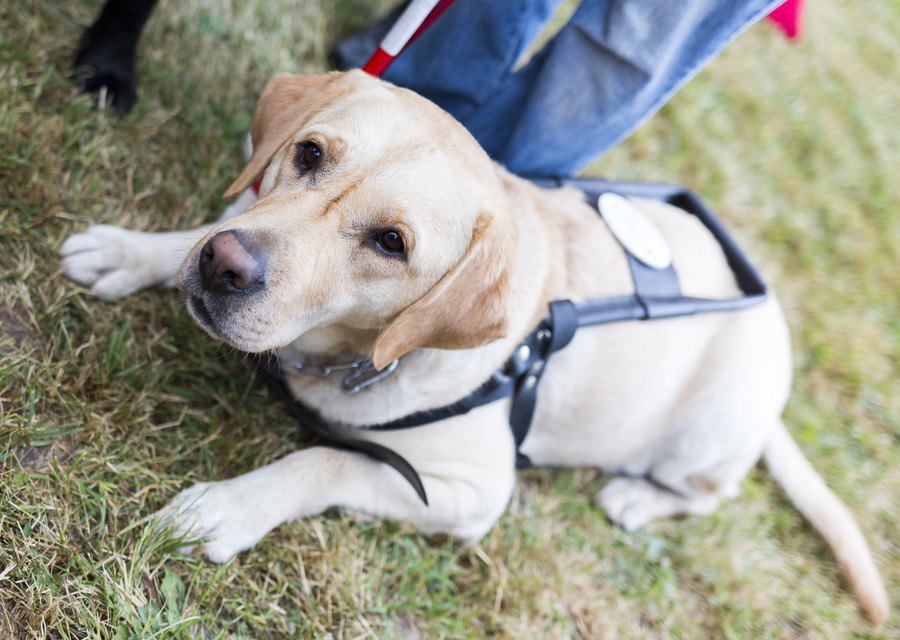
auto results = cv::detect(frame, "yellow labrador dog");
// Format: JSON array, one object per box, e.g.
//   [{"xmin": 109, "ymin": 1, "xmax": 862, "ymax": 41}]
[{"xmin": 60, "ymin": 70, "xmax": 887, "ymax": 625}]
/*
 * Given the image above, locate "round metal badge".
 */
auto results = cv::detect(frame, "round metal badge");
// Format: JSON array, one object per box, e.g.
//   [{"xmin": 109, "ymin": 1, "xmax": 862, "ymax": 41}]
[{"xmin": 598, "ymin": 192, "xmax": 673, "ymax": 270}]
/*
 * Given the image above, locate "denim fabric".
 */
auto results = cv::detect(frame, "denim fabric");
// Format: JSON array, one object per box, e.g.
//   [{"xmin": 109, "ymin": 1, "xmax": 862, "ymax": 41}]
[{"xmin": 337, "ymin": 0, "xmax": 778, "ymax": 177}]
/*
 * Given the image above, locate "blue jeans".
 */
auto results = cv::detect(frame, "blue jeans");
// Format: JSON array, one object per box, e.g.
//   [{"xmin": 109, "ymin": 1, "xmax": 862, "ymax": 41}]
[{"xmin": 334, "ymin": 0, "xmax": 777, "ymax": 177}]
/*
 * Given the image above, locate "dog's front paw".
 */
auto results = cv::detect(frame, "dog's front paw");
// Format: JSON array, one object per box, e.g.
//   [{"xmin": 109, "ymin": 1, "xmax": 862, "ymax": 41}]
[
  {"xmin": 60, "ymin": 225, "xmax": 165, "ymax": 300},
  {"xmin": 157, "ymin": 481, "xmax": 274, "ymax": 563}
]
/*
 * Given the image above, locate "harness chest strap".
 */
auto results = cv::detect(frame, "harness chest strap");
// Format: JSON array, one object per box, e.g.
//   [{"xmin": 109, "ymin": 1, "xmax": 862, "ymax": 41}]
[{"xmin": 255, "ymin": 352, "xmax": 432, "ymax": 504}]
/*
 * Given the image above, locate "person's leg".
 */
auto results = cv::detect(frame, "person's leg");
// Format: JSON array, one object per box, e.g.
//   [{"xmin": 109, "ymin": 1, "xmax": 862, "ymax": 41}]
[
  {"xmin": 337, "ymin": 0, "xmax": 777, "ymax": 177},
  {"xmin": 463, "ymin": 0, "xmax": 779, "ymax": 176},
  {"xmin": 332, "ymin": 0, "xmax": 564, "ymax": 120}
]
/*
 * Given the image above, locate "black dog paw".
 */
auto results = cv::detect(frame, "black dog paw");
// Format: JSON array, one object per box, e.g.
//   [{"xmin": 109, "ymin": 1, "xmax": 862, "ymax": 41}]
[{"xmin": 72, "ymin": 31, "xmax": 138, "ymax": 115}]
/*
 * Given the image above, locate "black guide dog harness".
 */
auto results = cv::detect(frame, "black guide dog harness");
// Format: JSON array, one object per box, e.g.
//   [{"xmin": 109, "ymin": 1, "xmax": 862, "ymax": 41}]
[{"xmin": 257, "ymin": 178, "xmax": 768, "ymax": 505}]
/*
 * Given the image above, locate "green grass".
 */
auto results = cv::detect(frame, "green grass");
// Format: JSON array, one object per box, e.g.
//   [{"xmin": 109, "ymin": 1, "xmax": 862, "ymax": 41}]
[{"xmin": 1, "ymin": 0, "xmax": 897, "ymax": 637}]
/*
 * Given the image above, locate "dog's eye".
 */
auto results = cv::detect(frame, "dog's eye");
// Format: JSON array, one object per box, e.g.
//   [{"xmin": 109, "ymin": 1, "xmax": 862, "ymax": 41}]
[
  {"xmin": 373, "ymin": 230, "xmax": 405, "ymax": 257},
  {"xmin": 294, "ymin": 142, "xmax": 322, "ymax": 174}
]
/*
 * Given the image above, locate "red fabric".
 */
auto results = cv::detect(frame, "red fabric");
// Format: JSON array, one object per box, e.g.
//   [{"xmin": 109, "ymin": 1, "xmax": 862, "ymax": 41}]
[{"xmin": 766, "ymin": 0, "xmax": 804, "ymax": 40}]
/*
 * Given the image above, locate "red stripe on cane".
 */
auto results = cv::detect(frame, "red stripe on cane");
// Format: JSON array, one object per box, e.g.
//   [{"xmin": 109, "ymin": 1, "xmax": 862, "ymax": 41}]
[
  {"xmin": 361, "ymin": 0, "xmax": 453, "ymax": 78},
  {"xmin": 362, "ymin": 48, "xmax": 395, "ymax": 76}
]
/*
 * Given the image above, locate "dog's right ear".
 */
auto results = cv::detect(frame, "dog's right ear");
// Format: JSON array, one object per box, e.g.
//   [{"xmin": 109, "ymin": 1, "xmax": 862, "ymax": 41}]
[
  {"xmin": 371, "ymin": 209, "xmax": 514, "ymax": 370},
  {"xmin": 224, "ymin": 72, "xmax": 342, "ymax": 199}
]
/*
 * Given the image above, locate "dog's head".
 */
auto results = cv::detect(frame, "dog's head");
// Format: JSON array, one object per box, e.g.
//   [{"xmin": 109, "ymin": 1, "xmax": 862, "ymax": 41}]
[{"xmin": 178, "ymin": 70, "xmax": 514, "ymax": 368}]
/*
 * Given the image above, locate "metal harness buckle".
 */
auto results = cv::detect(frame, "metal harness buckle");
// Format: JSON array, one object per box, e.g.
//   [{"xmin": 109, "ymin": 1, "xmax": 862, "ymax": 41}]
[
  {"xmin": 289, "ymin": 355, "xmax": 400, "ymax": 395},
  {"xmin": 340, "ymin": 358, "xmax": 400, "ymax": 394}
]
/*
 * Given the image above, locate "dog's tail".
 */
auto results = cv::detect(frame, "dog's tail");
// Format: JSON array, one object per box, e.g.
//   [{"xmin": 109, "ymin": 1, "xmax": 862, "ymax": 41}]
[{"xmin": 764, "ymin": 421, "xmax": 888, "ymax": 627}]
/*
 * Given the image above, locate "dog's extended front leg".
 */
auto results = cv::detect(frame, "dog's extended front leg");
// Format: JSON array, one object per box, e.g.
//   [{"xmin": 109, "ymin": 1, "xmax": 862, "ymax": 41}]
[
  {"xmin": 161, "ymin": 435, "xmax": 515, "ymax": 563},
  {"xmin": 60, "ymin": 225, "xmax": 213, "ymax": 299},
  {"xmin": 59, "ymin": 189, "xmax": 258, "ymax": 300}
]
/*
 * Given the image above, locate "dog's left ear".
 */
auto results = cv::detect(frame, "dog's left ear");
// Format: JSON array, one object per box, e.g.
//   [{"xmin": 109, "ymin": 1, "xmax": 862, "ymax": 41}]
[
  {"xmin": 223, "ymin": 71, "xmax": 343, "ymax": 199},
  {"xmin": 371, "ymin": 211, "xmax": 514, "ymax": 370}
]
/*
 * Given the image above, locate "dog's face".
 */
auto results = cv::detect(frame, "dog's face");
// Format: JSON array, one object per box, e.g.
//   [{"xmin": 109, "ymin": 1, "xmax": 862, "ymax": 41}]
[{"xmin": 178, "ymin": 71, "xmax": 513, "ymax": 368}]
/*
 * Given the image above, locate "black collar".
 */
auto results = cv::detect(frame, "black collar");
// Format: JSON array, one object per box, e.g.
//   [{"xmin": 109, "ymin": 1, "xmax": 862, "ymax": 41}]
[{"xmin": 257, "ymin": 178, "xmax": 768, "ymax": 505}]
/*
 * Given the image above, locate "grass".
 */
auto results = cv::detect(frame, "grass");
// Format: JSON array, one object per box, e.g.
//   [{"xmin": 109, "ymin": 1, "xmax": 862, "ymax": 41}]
[{"xmin": 0, "ymin": 0, "xmax": 897, "ymax": 637}]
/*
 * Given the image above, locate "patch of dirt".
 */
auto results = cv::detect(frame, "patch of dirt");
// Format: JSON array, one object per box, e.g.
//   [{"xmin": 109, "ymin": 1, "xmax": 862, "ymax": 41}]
[
  {"xmin": 0, "ymin": 301, "xmax": 39, "ymax": 353},
  {"xmin": 0, "ymin": 598, "xmax": 27, "ymax": 640},
  {"xmin": 8, "ymin": 436, "xmax": 76, "ymax": 472},
  {"xmin": 379, "ymin": 613, "xmax": 426, "ymax": 640}
]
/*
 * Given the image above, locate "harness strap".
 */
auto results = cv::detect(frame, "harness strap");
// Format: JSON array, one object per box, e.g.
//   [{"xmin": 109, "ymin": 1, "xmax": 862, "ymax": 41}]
[
  {"xmin": 364, "ymin": 369, "xmax": 512, "ymax": 431},
  {"xmin": 627, "ymin": 255, "xmax": 682, "ymax": 317},
  {"xmin": 509, "ymin": 300, "xmax": 578, "ymax": 467},
  {"xmin": 254, "ymin": 352, "xmax": 430, "ymax": 504}
]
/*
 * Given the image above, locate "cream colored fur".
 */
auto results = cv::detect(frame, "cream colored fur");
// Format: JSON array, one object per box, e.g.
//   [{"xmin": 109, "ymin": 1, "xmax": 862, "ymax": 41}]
[{"xmin": 59, "ymin": 71, "xmax": 888, "ymax": 626}]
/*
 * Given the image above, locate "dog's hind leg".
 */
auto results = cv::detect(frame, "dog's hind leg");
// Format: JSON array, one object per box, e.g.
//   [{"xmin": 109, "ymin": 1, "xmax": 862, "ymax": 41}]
[
  {"xmin": 597, "ymin": 304, "xmax": 791, "ymax": 531},
  {"xmin": 597, "ymin": 419, "xmax": 768, "ymax": 530},
  {"xmin": 60, "ymin": 224, "xmax": 212, "ymax": 300},
  {"xmin": 597, "ymin": 475, "xmax": 730, "ymax": 531}
]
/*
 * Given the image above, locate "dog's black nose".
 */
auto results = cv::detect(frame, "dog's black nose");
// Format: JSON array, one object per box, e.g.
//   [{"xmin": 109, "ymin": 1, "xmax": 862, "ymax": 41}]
[{"xmin": 199, "ymin": 230, "xmax": 266, "ymax": 295}]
